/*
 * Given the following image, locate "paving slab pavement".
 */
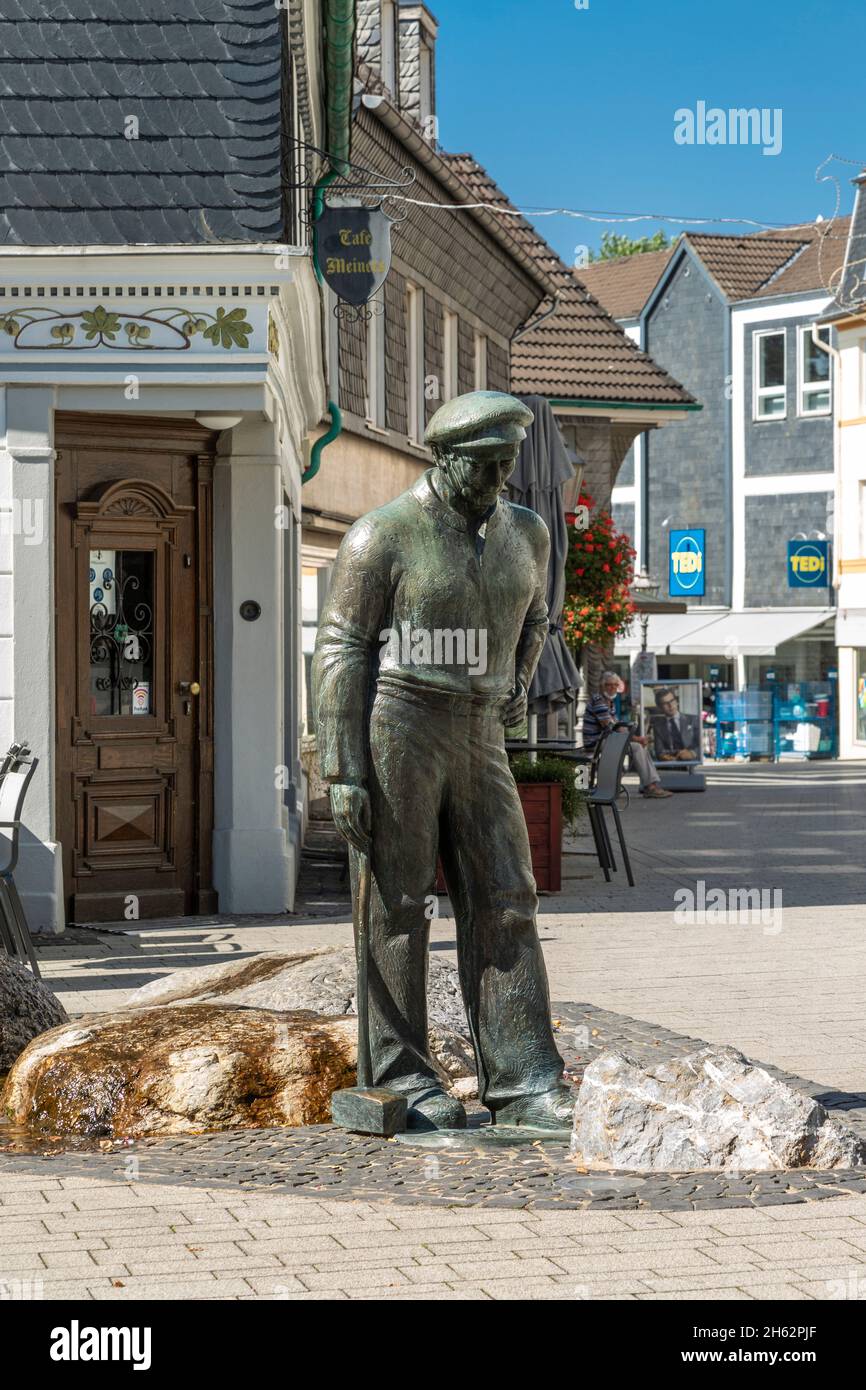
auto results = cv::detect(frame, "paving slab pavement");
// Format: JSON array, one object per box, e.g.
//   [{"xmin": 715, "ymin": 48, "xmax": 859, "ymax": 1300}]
[{"xmin": 3, "ymin": 760, "xmax": 866, "ymax": 1300}]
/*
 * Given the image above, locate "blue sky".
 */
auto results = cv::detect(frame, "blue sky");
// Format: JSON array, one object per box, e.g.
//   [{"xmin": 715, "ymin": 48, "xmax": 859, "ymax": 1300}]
[{"xmin": 429, "ymin": 0, "xmax": 865, "ymax": 263}]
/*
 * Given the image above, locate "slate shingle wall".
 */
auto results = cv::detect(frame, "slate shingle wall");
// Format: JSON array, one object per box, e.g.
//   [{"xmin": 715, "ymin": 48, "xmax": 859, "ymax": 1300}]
[
  {"xmin": 352, "ymin": 114, "xmax": 541, "ymax": 335},
  {"xmin": 487, "ymin": 337, "xmax": 509, "ymax": 393},
  {"xmin": 339, "ymin": 308, "xmax": 367, "ymax": 421},
  {"xmin": 645, "ymin": 253, "xmax": 730, "ymax": 605},
  {"xmin": 424, "ymin": 293, "xmax": 443, "ymax": 424},
  {"xmin": 457, "ymin": 319, "xmax": 475, "ymax": 395},
  {"xmin": 0, "ymin": 0, "xmax": 286, "ymax": 245},
  {"xmin": 384, "ymin": 266, "xmax": 408, "ymax": 435},
  {"xmin": 744, "ymin": 492, "xmax": 834, "ymax": 608}
]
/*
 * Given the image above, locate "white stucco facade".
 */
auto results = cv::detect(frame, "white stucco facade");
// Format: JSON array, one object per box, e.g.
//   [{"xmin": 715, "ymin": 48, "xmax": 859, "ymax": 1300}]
[{"xmin": 0, "ymin": 244, "xmax": 327, "ymax": 929}]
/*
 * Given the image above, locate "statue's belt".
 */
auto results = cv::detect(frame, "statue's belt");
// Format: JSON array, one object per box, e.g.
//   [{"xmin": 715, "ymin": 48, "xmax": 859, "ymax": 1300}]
[{"xmin": 374, "ymin": 673, "xmax": 510, "ymax": 717}]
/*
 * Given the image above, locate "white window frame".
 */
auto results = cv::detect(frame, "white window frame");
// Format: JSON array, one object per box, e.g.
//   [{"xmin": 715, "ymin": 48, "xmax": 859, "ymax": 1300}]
[
  {"xmin": 407, "ymin": 282, "xmax": 425, "ymax": 444},
  {"xmin": 473, "ymin": 330, "xmax": 488, "ymax": 391},
  {"xmin": 380, "ymin": 0, "xmax": 397, "ymax": 94},
  {"xmin": 753, "ymin": 328, "xmax": 787, "ymax": 421},
  {"xmin": 797, "ymin": 324, "xmax": 832, "ymax": 417},
  {"xmin": 365, "ymin": 304, "xmax": 386, "ymax": 428},
  {"xmin": 443, "ymin": 309, "xmax": 459, "ymax": 402}
]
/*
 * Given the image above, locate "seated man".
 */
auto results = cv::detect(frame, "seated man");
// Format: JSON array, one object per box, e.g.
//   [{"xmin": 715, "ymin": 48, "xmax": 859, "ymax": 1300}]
[{"xmin": 582, "ymin": 670, "xmax": 672, "ymax": 799}]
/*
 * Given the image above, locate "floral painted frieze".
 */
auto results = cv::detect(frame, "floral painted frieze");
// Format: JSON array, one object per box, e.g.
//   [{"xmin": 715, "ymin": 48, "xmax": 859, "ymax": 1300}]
[{"xmin": 0, "ymin": 304, "xmax": 254, "ymax": 351}]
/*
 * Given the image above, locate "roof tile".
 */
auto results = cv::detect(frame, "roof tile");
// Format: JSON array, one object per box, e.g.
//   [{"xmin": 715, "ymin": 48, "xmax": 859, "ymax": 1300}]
[{"xmin": 444, "ymin": 154, "xmax": 696, "ymax": 407}]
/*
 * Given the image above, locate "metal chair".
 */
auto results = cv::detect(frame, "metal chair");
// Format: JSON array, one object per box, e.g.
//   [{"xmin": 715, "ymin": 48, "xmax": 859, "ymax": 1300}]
[
  {"xmin": 586, "ymin": 728, "xmax": 635, "ymax": 887},
  {"xmin": 0, "ymin": 749, "xmax": 41, "ymax": 976}
]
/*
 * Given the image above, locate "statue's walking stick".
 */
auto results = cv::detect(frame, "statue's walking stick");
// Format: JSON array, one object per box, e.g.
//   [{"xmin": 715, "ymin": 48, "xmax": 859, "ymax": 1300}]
[
  {"xmin": 330, "ymin": 843, "xmax": 407, "ymax": 1134},
  {"xmin": 354, "ymin": 847, "xmax": 373, "ymax": 1088}
]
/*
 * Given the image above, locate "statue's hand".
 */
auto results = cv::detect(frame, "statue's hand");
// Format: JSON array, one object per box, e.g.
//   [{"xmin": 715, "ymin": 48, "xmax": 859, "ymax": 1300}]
[
  {"xmin": 329, "ymin": 783, "xmax": 372, "ymax": 853},
  {"xmin": 502, "ymin": 680, "xmax": 528, "ymax": 727}
]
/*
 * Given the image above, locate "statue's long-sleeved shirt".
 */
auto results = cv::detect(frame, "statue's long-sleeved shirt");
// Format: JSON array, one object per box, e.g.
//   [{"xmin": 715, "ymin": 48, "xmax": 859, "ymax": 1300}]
[{"xmin": 312, "ymin": 469, "xmax": 550, "ymax": 785}]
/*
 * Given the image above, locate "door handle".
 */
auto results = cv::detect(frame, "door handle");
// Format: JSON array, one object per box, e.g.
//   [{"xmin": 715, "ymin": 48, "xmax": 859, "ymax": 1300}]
[{"xmin": 178, "ymin": 681, "xmax": 201, "ymax": 696}]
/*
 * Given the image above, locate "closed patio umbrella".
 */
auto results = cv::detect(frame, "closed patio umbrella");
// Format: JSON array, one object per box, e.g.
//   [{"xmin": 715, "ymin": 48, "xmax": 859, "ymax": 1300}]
[{"xmin": 508, "ymin": 395, "xmax": 582, "ymax": 714}]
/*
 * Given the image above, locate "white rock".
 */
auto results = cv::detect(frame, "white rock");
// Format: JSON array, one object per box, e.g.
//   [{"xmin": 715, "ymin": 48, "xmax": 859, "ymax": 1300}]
[{"xmin": 572, "ymin": 1046, "xmax": 866, "ymax": 1172}]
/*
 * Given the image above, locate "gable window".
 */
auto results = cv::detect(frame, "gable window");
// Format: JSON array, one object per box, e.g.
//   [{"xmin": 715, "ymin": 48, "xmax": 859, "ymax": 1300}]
[
  {"xmin": 754, "ymin": 329, "xmax": 786, "ymax": 420},
  {"xmin": 407, "ymin": 282, "xmax": 425, "ymax": 443},
  {"xmin": 443, "ymin": 309, "xmax": 459, "ymax": 401},
  {"xmin": 474, "ymin": 331, "xmax": 488, "ymax": 390},
  {"xmin": 798, "ymin": 325, "xmax": 831, "ymax": 416}
]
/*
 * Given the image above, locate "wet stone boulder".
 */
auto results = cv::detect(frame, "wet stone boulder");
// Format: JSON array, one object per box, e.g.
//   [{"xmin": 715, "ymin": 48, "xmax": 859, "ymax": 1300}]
[
  {"xmin": 1, "ymin": 1004, "xmax": 356, "ymax": 1139},
  {"xmin": 572, "ymin": 1046, "xmax": 866, "ymax": 1172},
  {"xmin": 0, "ymin": 956, "xmax": 68, "ymax": 1071},
  {"xmin": 125, "ymin": 946, "xmax": 477, "ymax": 1096}
]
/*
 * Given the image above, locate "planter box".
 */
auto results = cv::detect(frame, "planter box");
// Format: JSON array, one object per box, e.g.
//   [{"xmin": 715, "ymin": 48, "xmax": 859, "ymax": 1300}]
[
  {"xmin": 436, "ymin": 780, "xmax": 563, "ymax": 894},
  {"xmin": 517, "ymin": 781, "xmax": 563, "ymax": 892}
]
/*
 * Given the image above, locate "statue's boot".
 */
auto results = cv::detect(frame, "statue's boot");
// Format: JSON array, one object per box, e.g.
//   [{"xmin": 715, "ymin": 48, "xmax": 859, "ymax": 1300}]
[
  {"xmin": 493, "ymin": 1085, "xmax": 574, "ymax": 1129},
  {"xmin": 405, "ymin": 1085, "xmax": 467, "ymax": 1131}
]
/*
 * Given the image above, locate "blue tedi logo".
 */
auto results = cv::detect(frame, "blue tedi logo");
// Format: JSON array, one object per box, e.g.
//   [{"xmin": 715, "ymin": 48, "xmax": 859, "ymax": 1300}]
[
  {"xmin": 788, "ymin": 539, "xmax": 829, "ymax": 587},
  {"xmin": 669, "ymin": 529, "xmax": 705, "ymax": 597}
]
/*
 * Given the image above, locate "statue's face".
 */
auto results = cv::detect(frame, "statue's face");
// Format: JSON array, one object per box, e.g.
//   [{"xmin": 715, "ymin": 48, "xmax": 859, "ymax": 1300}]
[{"xmin": 439, "ymin": 445, "xmax": 519, "ymax": 512}]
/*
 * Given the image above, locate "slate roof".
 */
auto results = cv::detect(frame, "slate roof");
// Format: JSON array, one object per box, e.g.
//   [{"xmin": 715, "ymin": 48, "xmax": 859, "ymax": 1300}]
[
  {"xmin": 571, "ymin": 246, "xmax": 675, "ymax": 322},
  {"xmin": 444, "ymin": 155, "xmax": 696, "ymax": 408},
  {"xmin": 0, "ymin": 0, "xmax": 285, "ymax": 245}
]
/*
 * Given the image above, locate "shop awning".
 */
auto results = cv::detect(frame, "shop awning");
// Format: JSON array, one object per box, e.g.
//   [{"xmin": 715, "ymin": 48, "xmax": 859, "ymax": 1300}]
[
  {"xmin": 616, "ymin": 610, "xmax": 729, "ymax": 654},
  {"xmin": 617, "ymin": 608, "xmax": 835, "ymax": 657}
]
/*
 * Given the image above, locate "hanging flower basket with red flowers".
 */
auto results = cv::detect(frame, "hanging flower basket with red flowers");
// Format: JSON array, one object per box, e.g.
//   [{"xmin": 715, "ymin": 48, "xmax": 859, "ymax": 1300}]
[{"xmin": 562, "ymin": 490, "xmax": 636, "ymax": 649}]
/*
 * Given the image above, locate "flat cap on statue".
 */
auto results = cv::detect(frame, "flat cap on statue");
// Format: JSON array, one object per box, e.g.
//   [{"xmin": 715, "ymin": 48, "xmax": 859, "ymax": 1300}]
[{"xmin": 424, "ymin": 390, "xmax": 534, "ymax": 452}]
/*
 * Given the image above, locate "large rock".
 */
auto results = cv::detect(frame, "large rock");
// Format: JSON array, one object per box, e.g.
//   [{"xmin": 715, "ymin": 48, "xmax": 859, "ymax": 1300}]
[
  {"xmin": 125, "ymin": 946, "xmax": 477, "ymax": 1094},
  {"xmin": 0, "ymin": 957, "xmax": 68, "ymax": 1071},
  {"xmin": 572, "ymin": 1046, "xmax": 866, "ymax": 1172},
  {"xmin": 2, "ymin": 1004, "xmax": 356, "ymax": 1138}
]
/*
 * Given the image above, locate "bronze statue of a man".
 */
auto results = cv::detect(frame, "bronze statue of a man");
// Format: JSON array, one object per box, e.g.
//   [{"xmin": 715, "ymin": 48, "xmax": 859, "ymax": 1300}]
[{"xmin": 313, "ymin": 390, "xmax": 571, "ymax": 1131}]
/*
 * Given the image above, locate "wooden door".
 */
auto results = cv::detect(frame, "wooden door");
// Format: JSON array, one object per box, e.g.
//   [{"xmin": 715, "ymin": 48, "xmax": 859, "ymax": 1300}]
[{"xmin": 54, "ymin": 414, "xmax": 217, "ymax": 922}]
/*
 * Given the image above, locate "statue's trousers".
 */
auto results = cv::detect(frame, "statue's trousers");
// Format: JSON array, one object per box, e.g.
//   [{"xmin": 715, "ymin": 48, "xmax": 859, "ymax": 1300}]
[{"xmin": 352, "ymin": 677, "xmax": 565, "ymax": 1111}]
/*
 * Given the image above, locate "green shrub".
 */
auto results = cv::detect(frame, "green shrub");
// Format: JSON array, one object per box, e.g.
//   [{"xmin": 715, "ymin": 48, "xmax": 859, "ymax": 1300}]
[{"xmin": 508, "ymin": 753, "xmax": 587, "ymax": 831}]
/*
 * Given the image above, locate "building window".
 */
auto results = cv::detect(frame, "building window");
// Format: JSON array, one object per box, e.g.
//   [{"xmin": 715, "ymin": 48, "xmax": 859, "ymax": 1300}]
[
  {"xmin": 407, "ymin": 282, "xmax": 425, "ymax": 443},
  {"xmin": 443, "ymin": 309, "xmax": 459, "ymax": 401},
  {"xmin": 858, "ymin": 649, "xmax": 866, "ymax": 743},
  {"xmin": 798, "ymin": 325, "xmax": 831, "ymax": 416},
  {"xmin": 474, "ymin": 331, "xmax": 488, "ymax": 390},
  {"xmin": 754, "ymin": 329, "xmax": 786, "ymax": 419},
  {"xmin": 366, "ymin": 305, "xmax": 386, "ymax": 428}
]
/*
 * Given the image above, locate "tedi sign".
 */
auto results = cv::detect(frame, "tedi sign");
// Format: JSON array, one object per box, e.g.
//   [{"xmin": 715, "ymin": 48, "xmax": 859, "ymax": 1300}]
[
  {"xmin": 50, "ymin": 1321, "xmax": 152, "ymax": 1371},
  {"xmin": 314, "ymin": 199, "xmax": 394, "ymax": 306},
  {"xmin": 669, "ymin": 528, "xmax": 706, "ymax": 597},
  {"xmin": 788, "ymin": 538, "xmax": 829, "ymax": 588}
]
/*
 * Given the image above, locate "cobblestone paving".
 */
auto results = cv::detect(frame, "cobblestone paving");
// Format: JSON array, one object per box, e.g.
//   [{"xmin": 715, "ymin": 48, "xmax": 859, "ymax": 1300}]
[{"xmin": 4, "ymin": 1001, "xmax": 866, "ymax": 1214}]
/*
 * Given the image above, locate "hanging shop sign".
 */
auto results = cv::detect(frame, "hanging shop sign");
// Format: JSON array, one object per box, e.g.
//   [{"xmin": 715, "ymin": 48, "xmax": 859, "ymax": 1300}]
[
  {"xmin": 669, "ymin": 528, "xmax": 705, "ymax": 597},
  {"xmin": 314, "ymin": 200, "xmax": 394, "ymax": 306},
  {"xmin": 787, "ymin": 539, "xmax": 829, "ymax": 587}
]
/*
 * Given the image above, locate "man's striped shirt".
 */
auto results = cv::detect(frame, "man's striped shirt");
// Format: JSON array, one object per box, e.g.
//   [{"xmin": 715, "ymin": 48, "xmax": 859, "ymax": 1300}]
[{"xmin": 582, "ymin": 693, "xmax": 615, "ymax": 750}]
